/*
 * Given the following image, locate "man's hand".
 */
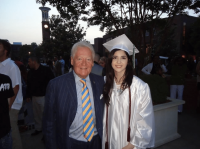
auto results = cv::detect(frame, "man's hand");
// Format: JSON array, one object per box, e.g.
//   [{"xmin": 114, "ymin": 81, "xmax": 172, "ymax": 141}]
[
  {"xmin": 26, "ymin": 98, "xmax": 31, "ymax": 102},
  {"xmin": 122, "ymin": 143, "xmax": 134, "ymax": 149}
]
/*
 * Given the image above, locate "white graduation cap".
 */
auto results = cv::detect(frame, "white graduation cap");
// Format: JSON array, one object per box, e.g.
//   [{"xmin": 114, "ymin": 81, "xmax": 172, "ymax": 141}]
[{"xmin": 103, "ymin": 34, "xmax": 139, "ymax": 55}]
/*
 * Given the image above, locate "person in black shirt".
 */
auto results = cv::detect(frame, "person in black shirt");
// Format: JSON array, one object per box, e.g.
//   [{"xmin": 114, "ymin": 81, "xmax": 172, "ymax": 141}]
[
  {"xmin": 26, "ymin": 56, "xmax": 54, "ymax": 136},
  {"xmin": 0, "ymin": 73, "xmax": 14, "ymax": 149}
]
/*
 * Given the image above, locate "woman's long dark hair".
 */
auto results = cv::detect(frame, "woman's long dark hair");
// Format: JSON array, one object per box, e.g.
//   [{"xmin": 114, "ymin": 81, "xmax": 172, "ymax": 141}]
[{"xmin": 103, "ymin": 49, "xmax": 134, "ymax": 105}]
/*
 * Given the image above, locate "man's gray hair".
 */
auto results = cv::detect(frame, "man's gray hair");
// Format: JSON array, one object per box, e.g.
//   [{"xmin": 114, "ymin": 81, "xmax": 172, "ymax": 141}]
[{"xmin": 71, "ymin": 41, "xmax": 95, "ymax": 59}]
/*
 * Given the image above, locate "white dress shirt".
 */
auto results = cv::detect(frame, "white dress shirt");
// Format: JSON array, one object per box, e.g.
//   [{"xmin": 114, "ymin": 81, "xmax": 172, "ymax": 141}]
[
  {"xmin": 0, "ymin": 58, "xmax": 23, "ymax": 110},
  {"xmin": 69, "ymin": 71, "xmax": 97, "ymax": 141},
  {"xmin": 141, "ymin": 62, "xmax": 167, "ymax": 75}
]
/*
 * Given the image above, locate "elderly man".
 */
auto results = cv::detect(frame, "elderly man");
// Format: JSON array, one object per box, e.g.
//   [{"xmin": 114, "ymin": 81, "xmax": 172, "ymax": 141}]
[{"xmin": 43, "ymin": 41, "xmax": 105, "ymax": 149}]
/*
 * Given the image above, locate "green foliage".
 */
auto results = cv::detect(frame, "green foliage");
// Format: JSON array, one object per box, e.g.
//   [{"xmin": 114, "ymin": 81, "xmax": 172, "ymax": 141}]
[
  {"xmin": 47, "ymin": 15, "xmax": 86, "ymax": 57},
  {"xmin": 36, "ymin": 0, "xmax": 200, "ymax": 56},
  {"xmin": 36, "ymin": 0, "xmax": 90, "ymax": 21},
  {"xmin": 139, "ymin": 74, "xmax": 169, "ymax": 104},
  {"xmin": 189, "ymin": 1, "xmax": 200, "ymax": 13},
  {"xmin": 88, "ymin": 0, "xmax": 198, "ymax": 54},
  {"xmin": 190, "ymin": 18, "xmax": 200, "ymax": 55},
  {"xmin": 152, "ymin": 20, "xmax": 178, "ymax": 57}
]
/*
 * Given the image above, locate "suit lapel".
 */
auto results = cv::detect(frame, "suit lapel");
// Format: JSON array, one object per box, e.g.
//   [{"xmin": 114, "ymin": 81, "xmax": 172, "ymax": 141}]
[
  {"xmin": 89, "ymin": 74, "xmax": 100, "ymax": 117},
  {"xmin": 67, "ymin": 72, "xmax": 78, "ymax": 122},
  {"xmin": 68, "ymin": 72, "xmax": 77, "ymax": 103}
]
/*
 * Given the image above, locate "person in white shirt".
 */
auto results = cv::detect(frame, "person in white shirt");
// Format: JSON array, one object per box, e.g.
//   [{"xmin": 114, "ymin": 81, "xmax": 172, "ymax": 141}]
[
  {"xmin": 59, "ymin": 56, "xmax": 65, "ymax": 75},
  {"xmin": 141, "ymin": 55, "xmax": 167, "ymax": 75},
  {"xmin": 0, "ymin": 39, "xmax": 23, "ymax": 149}
]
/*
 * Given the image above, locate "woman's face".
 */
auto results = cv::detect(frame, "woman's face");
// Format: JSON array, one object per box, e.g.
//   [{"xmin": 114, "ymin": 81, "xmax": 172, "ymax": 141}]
[{"xmin": 111, "ymin": 50, "xmax": 128, "ymax": 76}]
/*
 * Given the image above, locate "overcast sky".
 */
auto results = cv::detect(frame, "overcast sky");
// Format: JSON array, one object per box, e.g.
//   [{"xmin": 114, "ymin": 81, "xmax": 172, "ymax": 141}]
[{"xmin": 0, "ymin": 0, "xmax": 198, "ymax": 45}]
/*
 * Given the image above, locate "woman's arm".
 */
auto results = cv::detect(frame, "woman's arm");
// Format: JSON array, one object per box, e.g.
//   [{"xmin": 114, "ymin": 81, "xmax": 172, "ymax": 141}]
[{"xmin": 129, "ymin": 83, "xmax": 155, "ymax": 149}]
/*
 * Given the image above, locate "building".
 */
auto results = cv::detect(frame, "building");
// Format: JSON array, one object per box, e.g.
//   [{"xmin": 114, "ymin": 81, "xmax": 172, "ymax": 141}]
[
  {"xmin": 11, "ymin": 42, "xmax": 22, "ymax": 58},
  {"xmin": 94, "ymin": 14, "xmax": 199, "ymax": 60},
  {"xmin": 39, "ymin": 7, "xmax": 51, "ymax": 42}
]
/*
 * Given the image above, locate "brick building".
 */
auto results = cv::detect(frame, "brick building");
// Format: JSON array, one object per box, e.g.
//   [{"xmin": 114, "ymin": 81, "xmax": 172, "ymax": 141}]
[{"xmin": 93, "ymin": 14, "xmax": 199, "ymax": 60}]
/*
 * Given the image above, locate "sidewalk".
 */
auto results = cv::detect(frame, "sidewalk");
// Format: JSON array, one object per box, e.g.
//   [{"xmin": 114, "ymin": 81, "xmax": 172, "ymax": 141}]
[
  {"xmin": 20, "ymin": 111, "xmax": 200, "ymax": 149},
  {"xmin": 155, "ymin": 112, "xmax": 200, "ymax": 149},
  {"xmin": 21, "ymin": 130, "xmax": 44, "ymax": 149}
]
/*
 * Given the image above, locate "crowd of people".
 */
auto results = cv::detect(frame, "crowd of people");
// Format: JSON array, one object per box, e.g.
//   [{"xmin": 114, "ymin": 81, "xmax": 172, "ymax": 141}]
[
  {"xmin": 0, "ymin": 34, "xmax": 199, "ymax": 149},
  {"xmin": 141, "ymin": 54, "xmax": 197, "ymax": 113}
]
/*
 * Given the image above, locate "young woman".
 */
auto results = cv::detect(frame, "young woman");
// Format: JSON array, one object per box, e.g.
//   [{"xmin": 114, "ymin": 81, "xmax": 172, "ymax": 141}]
[{"xmin": 102, "ymin": 34, "xmax": 155, "ymax": 149}]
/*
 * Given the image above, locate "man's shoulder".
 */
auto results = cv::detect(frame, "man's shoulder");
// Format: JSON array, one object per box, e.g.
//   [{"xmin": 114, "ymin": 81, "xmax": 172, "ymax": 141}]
[
  {"xmin": 4, "ymin": 59, "xmax": 20, "ymax": 74},
  {"xmin": 89, "ymin": 73, "xmax": 104, "ymax": 83},
  {"xmin": 5, "ymin": 59, "xmax": 18, "ymax": 68},
  {"xmin": 51, "ymin": 72, "xmax": 73, "ymax": 83}
]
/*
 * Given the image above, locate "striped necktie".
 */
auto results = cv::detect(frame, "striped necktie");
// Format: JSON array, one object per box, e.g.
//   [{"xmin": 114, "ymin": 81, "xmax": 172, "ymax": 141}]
[{"xmin": 80, "ymin": 79, "xmax": 94, "ymax": 141}]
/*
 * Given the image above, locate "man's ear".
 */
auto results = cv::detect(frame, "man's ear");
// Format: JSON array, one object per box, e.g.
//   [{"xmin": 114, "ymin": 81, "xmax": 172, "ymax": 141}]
[
  {"xmin": 71, "ymin": 57, "xmax": 73, "ymax": 66},
  {"xmin": 4, "ymin": 49, "xmax": 8, "ymax": 56}
]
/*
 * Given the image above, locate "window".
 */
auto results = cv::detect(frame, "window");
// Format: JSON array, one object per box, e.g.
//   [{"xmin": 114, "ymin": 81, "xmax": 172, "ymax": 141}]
[{"xmin": 145, "ymin": 30, "xmax": 149, "ymax": 36}]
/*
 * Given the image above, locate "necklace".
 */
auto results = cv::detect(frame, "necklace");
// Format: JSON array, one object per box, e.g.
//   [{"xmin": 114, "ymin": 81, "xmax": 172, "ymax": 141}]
[{"xmin": 116, "ymin": 84, "xmax": 123, "ymax": 94}]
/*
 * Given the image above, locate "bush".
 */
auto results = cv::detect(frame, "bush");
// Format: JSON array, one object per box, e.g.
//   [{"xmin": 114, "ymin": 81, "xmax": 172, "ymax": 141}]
[{"xmin": 139, "ymin": 74, "xmax": 169, "ymax": 104}]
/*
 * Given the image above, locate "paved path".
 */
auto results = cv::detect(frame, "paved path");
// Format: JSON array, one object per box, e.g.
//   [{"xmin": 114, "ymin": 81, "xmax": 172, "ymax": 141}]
[
  {"xmin": 21, "ymin": 130, "xmax": 44, "ymax": 149},
  {"xmin": 155, "ymin": 112, "xmax": 200, "ymax": 149},
  {"xmin": 20, "ymin": 112, "xmax": 200, "ymax": 149}
]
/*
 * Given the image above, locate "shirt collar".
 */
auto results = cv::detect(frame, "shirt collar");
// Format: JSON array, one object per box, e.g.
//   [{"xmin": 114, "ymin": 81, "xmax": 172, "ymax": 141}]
[
  {"xmin": 73, "ymin": 71, "xmax": 90, "ymax": 84},
  {"xmin": 0, "ymin": 58, "xmax": 11, "ymax": 66}
]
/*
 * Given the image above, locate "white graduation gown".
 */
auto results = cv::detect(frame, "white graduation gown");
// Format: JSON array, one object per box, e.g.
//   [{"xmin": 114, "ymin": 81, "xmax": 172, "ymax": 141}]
[{"xmin": 102, "ymin": 76, "xmax": 155, "ymax": 149}]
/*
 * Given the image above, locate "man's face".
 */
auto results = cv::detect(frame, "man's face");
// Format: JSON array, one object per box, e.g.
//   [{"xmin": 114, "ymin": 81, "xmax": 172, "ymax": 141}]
[
  {"xmin": 71, "ymin": 46, "xmax": 94, "ymax": 79},
  {"xmin": 28, "ymin": 58, "xmax": 35, "ymax": 69},
  {"xmin": 0, "ymin": 44, "xmax": 7, "ymax": 61}
]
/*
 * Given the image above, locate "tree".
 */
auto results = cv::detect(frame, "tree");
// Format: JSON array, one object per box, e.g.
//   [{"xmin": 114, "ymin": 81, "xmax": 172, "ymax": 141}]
[
  {"xmin": 89, "ymin": 1, "xmax": 200, "ymax": 53},
  {"xmin": 36, "ymin": 0, "xmax": 87, "ymax": 58},
  {"xmin": 48, "ymin": 15, "xmax": 86, "ymax": 57},
  {"xmin": 152, "ymin": 20, "xmax": 178, "ymax": 57},
  {"xmin": 36, "ymin": 0, "xmax": 199, "ymax": 56}
]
